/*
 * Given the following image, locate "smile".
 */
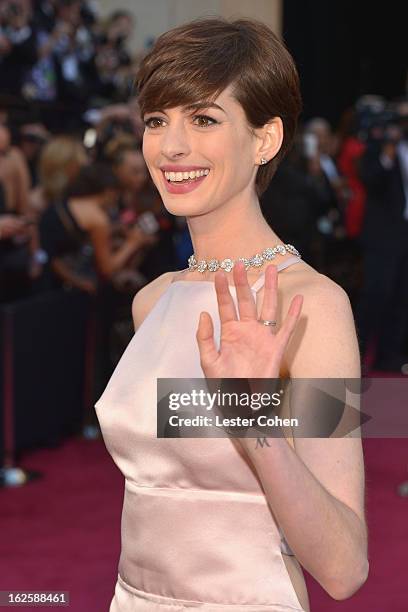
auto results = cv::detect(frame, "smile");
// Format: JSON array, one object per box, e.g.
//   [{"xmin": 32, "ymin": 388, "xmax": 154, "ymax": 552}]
[{"xmin": 161, "ymin": 168, "xmax": 210, "ymax": 194}]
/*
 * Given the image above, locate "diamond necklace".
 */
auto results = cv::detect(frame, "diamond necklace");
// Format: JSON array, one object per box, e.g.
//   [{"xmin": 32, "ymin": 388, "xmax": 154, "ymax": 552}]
[{"xmin": 187, "ymin": 243, "xmax": 301, "ymax": 273}]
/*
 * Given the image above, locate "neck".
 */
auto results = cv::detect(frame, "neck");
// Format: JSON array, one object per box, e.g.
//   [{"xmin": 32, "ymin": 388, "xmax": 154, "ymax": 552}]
[{"xmin": 186, "ymin": 190, "xmax": 282, "ymax": 263}]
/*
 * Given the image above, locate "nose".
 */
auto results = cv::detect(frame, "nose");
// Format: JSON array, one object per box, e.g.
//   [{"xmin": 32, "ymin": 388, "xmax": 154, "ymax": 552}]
[{"xmin": 160, "ymin": 119, "xmax": 191, "ymax": 159}]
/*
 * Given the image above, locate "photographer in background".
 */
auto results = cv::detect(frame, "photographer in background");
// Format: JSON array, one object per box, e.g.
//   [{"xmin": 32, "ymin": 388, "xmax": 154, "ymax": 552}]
[
  {"xmin": 260, "ymin": 129, "xmax": 339, "ymax": 270},
  {"xmin": 0, "ymin": 0, "xmax": 37, "ymax": 97},
  {"xmin": 355, "ymin": 98, "xmax": 408, "ymax": 372},
  {"xmin": 92, "ymin": 10, "xmax": 134, "ymax": 103}
]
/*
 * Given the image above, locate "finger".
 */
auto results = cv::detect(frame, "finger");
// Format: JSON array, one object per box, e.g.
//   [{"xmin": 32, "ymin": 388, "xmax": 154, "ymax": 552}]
[
  {"xmin": 277, "ymin": 294, "xmax": 304, "ymax": 347},
  {"xmin": 233, "ymin": 261, "xmax": 257, "ymax": 320},
  {"xmin": 214, "ymin": 271, "xmax": 238, "ymax": 324},
  {"xmin": 196, "ymin": 311, "xmax": 220, "ymax": 369},
  {"xmin": 259, "ymin": 264, "xmax": 278, "ymax": 325}
]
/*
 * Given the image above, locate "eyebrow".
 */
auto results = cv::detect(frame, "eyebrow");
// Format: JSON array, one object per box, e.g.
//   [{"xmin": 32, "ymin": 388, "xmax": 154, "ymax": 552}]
[
  {"xmin": 145, "ymin": 102, "xmax": 226, "ymax": 116},
  {"xmin": 183, "ymin": 102, "xmax": 226, "ymax": 114}
]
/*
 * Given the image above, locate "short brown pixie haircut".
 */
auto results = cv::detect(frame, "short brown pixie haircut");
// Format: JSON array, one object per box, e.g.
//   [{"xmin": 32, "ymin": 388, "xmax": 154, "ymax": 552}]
[{"xmin": 135, "ymin": 17, "xmax": 302, "ymax": 196}]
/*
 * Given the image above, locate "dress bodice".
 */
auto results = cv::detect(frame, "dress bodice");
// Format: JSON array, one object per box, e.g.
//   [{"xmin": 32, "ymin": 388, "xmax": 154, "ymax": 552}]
[{"xmin": 95, "ymin": 256, "xmax": 306, "ymax": 610}]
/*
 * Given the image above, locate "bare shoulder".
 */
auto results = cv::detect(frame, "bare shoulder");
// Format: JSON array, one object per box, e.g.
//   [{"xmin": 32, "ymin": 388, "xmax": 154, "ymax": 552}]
[
  {"xmin": 69, "ymin": 199, "xmax": 108, "ymax": 231},
  {"xmin": 275, "ymin": 259, "xmax": 359, "ymax": 377},
  {"xmin": 131, "ymin": 271, "xmax": 176, "ymax": 331},
  {"xmin": 280, "ymin": 259, "xmax": 350, "ymax": 303},
  {"xmin": 6, "ymin": 146, "xmax": 27, "ymax": 170}
]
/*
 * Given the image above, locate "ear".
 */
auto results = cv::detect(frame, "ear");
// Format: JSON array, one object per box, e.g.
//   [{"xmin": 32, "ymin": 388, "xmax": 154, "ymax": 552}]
[{"xmin": 254, "ymin": 117, "xmax": 284, "ymax": 165}]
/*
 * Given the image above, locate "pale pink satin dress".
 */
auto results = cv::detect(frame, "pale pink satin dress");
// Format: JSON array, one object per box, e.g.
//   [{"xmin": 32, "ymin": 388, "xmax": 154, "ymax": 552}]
[{"xmin": 95, "ymin": 255, "xmax": 306, "ymax": 611}]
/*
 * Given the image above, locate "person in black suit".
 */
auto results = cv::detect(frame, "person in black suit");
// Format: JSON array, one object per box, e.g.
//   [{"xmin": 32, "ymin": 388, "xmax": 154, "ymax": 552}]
[
  {"xmin": 260, "ymin": 132, "xmax": 338, "ymax": 270},
  {"xmin": 355, "ymin": 101, "xmax": 408, "ymax": 372},
  {"xmin": 0, "ymin": 1, "xmax": 38, "ymax": 98}
]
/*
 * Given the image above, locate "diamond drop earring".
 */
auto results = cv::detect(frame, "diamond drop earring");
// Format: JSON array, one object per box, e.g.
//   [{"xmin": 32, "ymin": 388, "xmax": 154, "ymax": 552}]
[{"xmin": 260, "ymin": 158, "xmax": 268, "ymax": 165}]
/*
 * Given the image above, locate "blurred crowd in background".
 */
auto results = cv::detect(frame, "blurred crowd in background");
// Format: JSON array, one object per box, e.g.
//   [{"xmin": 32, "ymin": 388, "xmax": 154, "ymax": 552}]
[{"xmin": 1, "ymin": 0, "xmax": 408, "ymax": 410}]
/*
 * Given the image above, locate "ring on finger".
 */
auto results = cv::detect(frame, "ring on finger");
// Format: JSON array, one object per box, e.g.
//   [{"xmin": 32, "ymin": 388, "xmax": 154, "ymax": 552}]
[{"xmin": 258, "ymin": 318, "xmax": 277, "ymax": 326}]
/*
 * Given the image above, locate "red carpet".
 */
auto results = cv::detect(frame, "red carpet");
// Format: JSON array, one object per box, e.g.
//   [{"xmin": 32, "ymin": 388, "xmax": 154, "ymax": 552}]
[
  {"xmin": 1, "ymin": 436, "xmax": 407, "ymax": 611},
  {"xmin": 0, "ymin": 438, "xmax": 122, "ymax": 611}
]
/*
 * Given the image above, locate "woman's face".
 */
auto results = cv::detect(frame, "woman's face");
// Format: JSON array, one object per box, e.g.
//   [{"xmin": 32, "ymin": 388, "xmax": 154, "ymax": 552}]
[
  {"xmin": 142, "ymin": 85, "xmax": 261, "ymax": 217},
  {"xmin": 116, "ymin": 150, "xmax": 148, "ymax": 192}
]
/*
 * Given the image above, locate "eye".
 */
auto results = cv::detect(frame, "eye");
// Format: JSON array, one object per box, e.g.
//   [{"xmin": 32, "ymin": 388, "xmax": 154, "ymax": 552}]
[
  {"xmin": 143, "ymin": 116, "xmax": 165, "ymax": 129},
  {"xmin": 143, "ymin": 114, "xmax": 218, "ymax": 129},
  {"xmin": 192, "ymin": 114, "xmax": 218, "ymax": 128}
]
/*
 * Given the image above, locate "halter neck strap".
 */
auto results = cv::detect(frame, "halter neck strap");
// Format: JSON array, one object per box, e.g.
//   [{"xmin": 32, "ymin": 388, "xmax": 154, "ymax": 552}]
[{"xmin": 251, "ymin": 256, "xmax": 302, "ymax": 293}]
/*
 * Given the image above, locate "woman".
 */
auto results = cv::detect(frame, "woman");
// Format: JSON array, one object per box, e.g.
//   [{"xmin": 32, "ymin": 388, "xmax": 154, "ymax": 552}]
[
  {"xmin": 31, "ymin": 135, "xmax": 88, "ymax": 218},
  {"xmin": 95, "ymin": 17, "xmax": 368, "ymax": 611},
  {"xmin": 104, "ymin": 134, "xmax": 181, "ymax": 281},
  {"xmin": 39, "ymin": 162, "xmax": 155, "ymax": 292},
  {"xmin": 104, "ymin": 135, "xmax": 149, "ymax": 197}
]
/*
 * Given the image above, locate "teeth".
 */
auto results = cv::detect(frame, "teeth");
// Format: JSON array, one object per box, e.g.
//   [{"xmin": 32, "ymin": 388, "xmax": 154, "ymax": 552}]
[{"xmin": 164, "ymin": 169, "xmax": 209, "ymax": 182}]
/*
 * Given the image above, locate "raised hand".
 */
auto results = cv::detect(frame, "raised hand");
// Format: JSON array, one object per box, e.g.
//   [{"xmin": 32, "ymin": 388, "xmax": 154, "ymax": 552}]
[{"xmin": 196, "ymin": 261, "xmax": 303, "ymax": 379}]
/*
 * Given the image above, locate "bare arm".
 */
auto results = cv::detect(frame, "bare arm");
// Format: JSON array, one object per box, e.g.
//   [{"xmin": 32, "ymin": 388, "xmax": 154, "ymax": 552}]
[
  {"xmin": 240, "ymin": 279, "xmax": 368, "ymax": 600},
  {"xmin": 89, "ymin": 218, "xmax": 153, "ymax": 281}
]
